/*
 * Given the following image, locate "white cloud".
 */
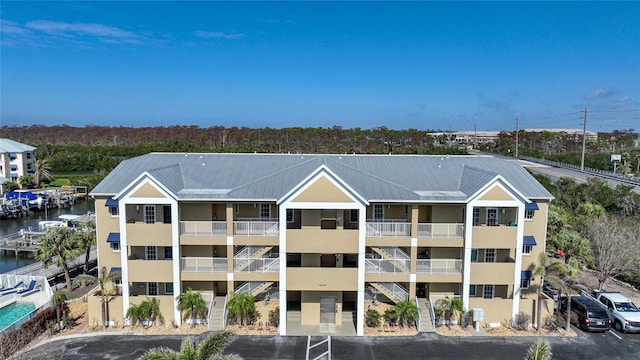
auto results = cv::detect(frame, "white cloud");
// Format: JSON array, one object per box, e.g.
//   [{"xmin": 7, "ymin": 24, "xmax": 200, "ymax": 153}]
[
  {"xmin": 585, "ymin": 88, "xmax": 615, "ymax": 100},
  {"xmin": 194, "ymin": 30, "xmax": 247, "ymax": 40}
]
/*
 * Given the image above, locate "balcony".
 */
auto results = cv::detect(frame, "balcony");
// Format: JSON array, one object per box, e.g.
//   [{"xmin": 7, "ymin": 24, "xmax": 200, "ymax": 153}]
[
  {"xmin": 470, "ymin": 262, "xmax": 516, "ymax": 284},
  {"xmin": 180, "ymin": 221, "xmax": 227, "ymax": 237},
  {"xmin": 417, "ymin": 223, "xmax": 463, "ymax": 239},
  {"xmin": 416, "ymin": 259, "xmax": 462, "ymax": 274},
  {"xmin": 472, "ymin": 225, "xmax": 518, "ymax": 248},
  {"xmin": 126, "ymin": 223, "xmax": 172, "ymax": 246},
  {"xmin": 181, "ymin": 257, "xmax": 227, "ymax": 273},
  {"xmin": 364, "ymin": 258, "xmax": 410, "ymax": 274},
  {"xmin": 366, "ymin": 220, "xmax": 411, "ymax": 238},
  {"xmin": 128, "ymin": 260, "xmax": 173, "ymax": 282},
  {"xmin": 233, "ymin": 218, "xmax": 279, "ymax": 237}
]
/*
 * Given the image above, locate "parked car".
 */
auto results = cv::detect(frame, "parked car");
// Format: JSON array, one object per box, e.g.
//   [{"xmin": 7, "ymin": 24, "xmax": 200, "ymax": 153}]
[
  {"xmin": 563, "ymin": 296, "xmax": 611, "ymax": 332},
  {"xmin": 585, "ymin": 290, "xmax": 640, "ymax": 333}
]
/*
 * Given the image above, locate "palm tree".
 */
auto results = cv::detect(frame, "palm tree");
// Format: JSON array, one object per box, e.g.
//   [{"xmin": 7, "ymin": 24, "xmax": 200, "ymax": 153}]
[
  {"xmin": 177, "ymin": 288, "xmax": 207, "ymax": 328},
  {"xmin": 75, "ymin": 266, "xmax": 120, "ymax": 330},
  {"xmin": 139, "ymin": 331, "xmax": 238, "ymax": 360},
  {"xmin": 393, "ymin": 300, "xmax": 419, "ymax": 328},
  {"xmin": 436, "ymin": 296, "xmax": 464, "ymax": 326},
  {"xmin": 52, "ymin": 290, "xmax": 67, "ymax": 332},
  {"xmin": 73, "ymin": 220, "xmax": 97, "ymax": 274},
  {"xmin": 226, "ymin": 293, "xmax": 255, "ymax": 326},
  {"xmin": 525, "ymin": 340, "xmax": 553, "ymax": 360},
  {"xmin": 533, "ymin": 253, "xmax": 566, "ymax": 333},
  {"xmin": 35, "ymin": 227, "xmax": 81, "ymax": 291},
  {"xmin": 139, "ymin": 297, "xmax": 162, "ymax": 327},
  {"xmin": 33, "ymin": 158, "xmax": 53, "ymax": 187}
]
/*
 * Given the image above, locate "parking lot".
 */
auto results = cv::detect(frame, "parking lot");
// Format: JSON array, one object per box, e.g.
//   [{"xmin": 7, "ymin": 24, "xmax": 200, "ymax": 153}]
[{"xmin": 19, "ymin": 326, "xmax": 640, "ymax": 360}]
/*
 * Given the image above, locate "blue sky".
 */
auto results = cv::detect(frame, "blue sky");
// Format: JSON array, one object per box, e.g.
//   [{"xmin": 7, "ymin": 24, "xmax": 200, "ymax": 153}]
[{"xmin": 1, "ymin": 1, "xmax": 639, "ymax": 132}]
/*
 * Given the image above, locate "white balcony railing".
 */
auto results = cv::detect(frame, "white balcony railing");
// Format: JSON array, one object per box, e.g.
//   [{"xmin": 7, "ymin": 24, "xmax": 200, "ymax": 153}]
[
  {"xmin": 180, "ymin": 221, "xmax": 227, "ymax": 237},
  {"xmin": 233, "ymin": 219, "xmax": 279, "ymax": 236},
  {"xmin": 181, "ymin": 257, "xmax": 227, "ymax": 273},
  {"xmin": 377, "ymin": 282, "xmax": 409, "ymax": 302},
  {"xmin": 417, "ymin": 223, "xmax": 464, "ymax": 239},
  {"xmin": 365, "ymin": 258, "xmax": 410, "ymax": 274},
  {"xmin": 233, "ymin": 256, "xmax": 280, "ymax": 272},
  {"xmin": 366, "ymin": 220, "xmax": 411, "ymax": 237},
  {"xmin": 416, "ymin": 259, "xmax": 462, "ymax": 274}
]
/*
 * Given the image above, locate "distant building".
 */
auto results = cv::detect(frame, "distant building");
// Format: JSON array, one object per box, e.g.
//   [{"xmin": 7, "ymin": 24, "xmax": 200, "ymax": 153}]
[
  {"xmin": 433, "ymin": 128, "xmax": 598, "ymax": 146},
  {"xmin": 0, "ymin": 138, "xmax": 36, "ymax": 186}
]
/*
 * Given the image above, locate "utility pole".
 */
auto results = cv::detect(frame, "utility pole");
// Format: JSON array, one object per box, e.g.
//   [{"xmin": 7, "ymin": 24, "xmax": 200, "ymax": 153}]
[
  {"xmin": 580, "ymin": 107, "xmax": 588, "ymax": 172},
  {"xmin": 515, "ymin": 115, "xmax": 519, "ymax": 158}
]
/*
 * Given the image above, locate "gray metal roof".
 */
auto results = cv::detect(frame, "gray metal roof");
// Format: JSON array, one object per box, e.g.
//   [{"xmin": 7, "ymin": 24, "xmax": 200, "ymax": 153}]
[
  {"xmin": 91, "ymin": 153, "xmax": 553, "ymax": 202},
  {"xmin": 0, "ymin": 138, "xmax": 36, "ymax": 153}
]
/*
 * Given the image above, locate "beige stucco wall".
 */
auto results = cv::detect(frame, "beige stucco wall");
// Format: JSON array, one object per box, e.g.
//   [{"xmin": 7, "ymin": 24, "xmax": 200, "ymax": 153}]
[
  {"xmin": 94, "ymin": 198, "xmax": 123, "ymax": 273},
  {"xmin": 479, "ymin": 185, "xmax": 515, "ymax": 201},
  {"xmin": 287, "ymin": 268, "xmax": 358, "ymax": 291},
  {"xmin": 287, "ymin": 229, "xmax": 359, "ymax": 253},
  {"xmin": 470, "ymin": 263, "xmax": 515, "ymax": 284},
  {"xmin": 180, "ymin": 203, "xmax": 214, "ymax": 220},
  {"xmin": 292, "ymin": 176, "xmax": 353, "ymax": 203},
  {"xmin": 301, "ymin": 291, "xmax": 343, "ymax": 325},
  {"xmin": 127, "ymin": 223, "xmax": 172, "ymax": 247},
  {"xmin": 128, "ymin": 260, "xmax": 173, "ymax": 282},
  {"xmin": 468, "ymin": 298, "xmax": 513, "ymax": 324},
  {"xmin": 129, "ymin": 295, "xmax": 176, "ymax": 326},
  {"xmin": 472, "ymin": 226, "xmax": 517, "ymax": 248},
  {"xmin": 88, "ymin": 295, "xmax": 125, "ymax": 328},
  {"xmin": 431, "ymin": 205, "xmax": 464, "ymax": 222},
  {"xmin": 131, "ymin": 182, "xmax": 165, "ymax": 198}
]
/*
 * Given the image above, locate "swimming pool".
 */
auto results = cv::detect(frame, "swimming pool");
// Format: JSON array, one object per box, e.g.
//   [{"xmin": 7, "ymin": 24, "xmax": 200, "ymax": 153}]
[{"xmin": 0, "ymin": 302, "xmax": 36, "ymax": 330}]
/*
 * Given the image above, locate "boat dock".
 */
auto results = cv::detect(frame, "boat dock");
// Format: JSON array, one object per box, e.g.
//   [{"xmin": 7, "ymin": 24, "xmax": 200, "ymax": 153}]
[
  {"xmin": 1, "ymin": 247, "xmax": 96, "ymax": 279},
  {"xmin": 0, "ymin": 230, "xmax": 44, "ymax": 255}
]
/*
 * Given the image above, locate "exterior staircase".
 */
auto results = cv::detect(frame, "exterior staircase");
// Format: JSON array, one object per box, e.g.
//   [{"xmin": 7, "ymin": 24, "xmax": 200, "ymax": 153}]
[
  {"xmin": 234, "ymin": 246, "xmax": 274, "ymax": 272},
  {"xmin": 208, "ymin": 296, "xmax": 226, "ymax": 331},
  {"xmin": 416, "ymin": 297, "xmax": 435, "ymax": 332},
  {"xmin": 369, "ymin": 282, "xmax": 408, "ymax": 303},
  {"xmin": 370, "ymin": 247, "xmax": 410, "ymax": 273},
  {"xmin": 234, "ymin": 281, "xmax": 274, "ymax": 297}
]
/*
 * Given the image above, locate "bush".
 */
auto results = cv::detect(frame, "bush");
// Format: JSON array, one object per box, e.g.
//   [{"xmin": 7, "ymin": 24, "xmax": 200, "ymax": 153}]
[
  {"xmin": 514, "ymin": 312, "xmax": 530, "ymax": 331},
  {"xmin": 461, "ymin": 310, "xmax": 474, "ymax": 328},
  {"xmin": 383, "ymin": 308, "xmax": 398, "ymax": 327},
  {"xmin": 365, "ymin": 309, "xmax": 381, "ymax": 327},
  {"xmin": 544, "ymin": 314, "xmax": 564, "ymax": 332},
  {"xmin": 269, "ymin": 307, "xmax": 279, "ymax": 327},
  {"xmin": 0, "ymin": 308, "xmax": 56, "ymax": 359}
]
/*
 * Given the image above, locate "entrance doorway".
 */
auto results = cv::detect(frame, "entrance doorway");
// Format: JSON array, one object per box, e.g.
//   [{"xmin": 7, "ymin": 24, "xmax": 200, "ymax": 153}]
[{"xmin": 320, "ymin": 296, "xmax": 336, "ymax": 325}]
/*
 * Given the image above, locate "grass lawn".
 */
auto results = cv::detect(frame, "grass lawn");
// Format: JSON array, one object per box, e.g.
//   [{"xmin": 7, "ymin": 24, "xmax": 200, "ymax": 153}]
[{"xmin": 50, "ymin": 179, "xmax": 71, "ymax": 186}]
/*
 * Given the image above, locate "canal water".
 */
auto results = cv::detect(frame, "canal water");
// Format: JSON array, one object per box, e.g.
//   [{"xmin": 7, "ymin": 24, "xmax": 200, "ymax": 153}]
[{"xmin": 0, "ymin": 198, "xmax": 95, "ymax": 273}]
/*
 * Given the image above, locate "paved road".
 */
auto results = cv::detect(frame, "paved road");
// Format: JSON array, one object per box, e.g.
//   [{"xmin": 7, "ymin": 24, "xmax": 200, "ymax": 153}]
[{"xmin": 19, "ymin": 328, "xmax": 640, "ymax": 360}]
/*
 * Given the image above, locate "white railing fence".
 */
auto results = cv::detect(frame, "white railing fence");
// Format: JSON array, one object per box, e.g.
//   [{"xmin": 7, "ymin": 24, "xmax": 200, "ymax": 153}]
[
  {"xmin": 364, "ymin": 259, "xmax": 409, "ymax": 274},
  {"xmin": 180, "ymin": 221, "xmax": 227, "ymax": 236},
  {"xmin": 366, "ymin": 220, "xmax": 411, "ymax": 237},
  {"xmin": 415, "ymin": 259, "xmax": 462, "ymax": 274},
  {"xmin": 233, "ymin": 220, "xmax": 279, "ymax": 236},
  {"xmin": 181, "ymin": 257, "xmax": 227, "ymax": 273},
  {"xmin": 233, "ymin": 257, "xmax": 279, "ymax": 273},
  {"xmin": 376, "ymin": 282, "xmax": 409, "ymax": 302},
  {"xmin": 417, "ymin": 223, "xmax": 464, "ymax": 238}
]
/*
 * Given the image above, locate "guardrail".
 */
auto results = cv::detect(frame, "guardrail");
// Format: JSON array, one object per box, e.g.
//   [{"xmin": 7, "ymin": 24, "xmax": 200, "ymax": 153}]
[
  {"xmin": 364, "ymin": 258, "xmax": 409, "ymax": 274},
  {"xmin": 180, "ymin": 221, "xmax": 227, "ymax": 236},
  {"xmin": 520, "ymin": 156, "xmax": 640, "ymax": 186},
  {"xmin": 416, "ymin": 259, "xmax": 462, "ymax": 274},
  {"xmin": 417, "ymin": 223, "xmax": 464, "ymax": 239},
  {"xmin": 366, "ymin": 221, "xmax": 411, "ymax": 237},
  {"xmin": 181, "ymin": 257, "xmax": 227, "ymax": 273},
  {"xmin": 2, "ymin": 247, "xmax": 97, "ymax": 278}
]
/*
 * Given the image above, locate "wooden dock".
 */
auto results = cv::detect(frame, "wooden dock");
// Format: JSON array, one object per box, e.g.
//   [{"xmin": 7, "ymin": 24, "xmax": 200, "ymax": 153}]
[{"xmin": 0, "ymin": 231, "xmax": 45, "ymax": 255}]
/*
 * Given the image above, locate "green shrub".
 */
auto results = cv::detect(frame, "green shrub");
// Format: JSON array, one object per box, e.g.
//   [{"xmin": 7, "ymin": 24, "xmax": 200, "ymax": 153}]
[{"xmin": 365, "ymin": 309, "xmax": 381, "ymax": 327}]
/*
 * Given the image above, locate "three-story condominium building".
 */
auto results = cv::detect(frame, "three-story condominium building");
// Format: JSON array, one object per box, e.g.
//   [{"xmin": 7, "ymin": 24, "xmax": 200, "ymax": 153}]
[
  {"xmin": 89, "ymin": 153, "xmax": 554, "ymax": 335},
  {"xmin": 0, "ymin": 138, "xmax": 36, "ymax": 185}
]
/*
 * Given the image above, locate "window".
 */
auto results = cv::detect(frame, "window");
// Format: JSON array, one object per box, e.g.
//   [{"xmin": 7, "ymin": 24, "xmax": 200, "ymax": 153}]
[
  {"xmin": 374, "ymin": 204, "xmax": 384, "ymax": 220},
  {"xmin": 486, "ymin": 208, "xmax": 498, "ymax": 226},
  {"xmin": 114, "ymin": 278, "xmax": 122, "ymax": 287},
  {"xmin": 144, "ymin": 205, "xmax": 156, "ymax": 224},
  {"xmin": 286, "ymin": 209, "xmax": 294, "ymax": 222},
  {"xmin": 471, "ymin": 249, "xmax": 478, "ymax": 262},
  {"xmin": 164, "ymin": 247, "xmax": 173, "ymax": 259},
  {"xmin": 26, "ymin": 152, "xmax": 32, "ymax": 159},
  {"xmin": 109, "ymin": 206, "xmax": 119, "ymax": 217},
  {"xmin": 350, "ymin": 209, "xmax": 358, "ymax": 223},
  {"xmin": 484, "ymin": 248, "xmax": 496, "ymax": 262},
  {"xmin": 163, "ymin": 205, "xmax": 172, "ymax": 224},
  {"xmin": 165, "ymin": 283, "xmax": 174, "ymax": 295},
  {"xmin": 525, "ymin": 209, "xmax": 535, "ymax": 220},
  {"xmin": 520, "ymin": 279, "xmax": 530, "ymax": 289},
  {"xmin": 260, "ymin": 204, "xmax": 271, "ymax": 219},
  {"xmin": 110, "ymin": 242, "xmax": 121, "ymax": 252},
  {"xmin": 523, "ymin": 245, "xmax": 532, "ymax": 255},
  {"xmin": 234, "ymin": 203, "xmax": 239, "ymax": 214},
  {"xmin": 469, "ymin": 285, "xmax": 477, "ymax": 297},
  {"xmin": 145, "ymin": 246, "xmax": 157, "ymax": 260},
  {"xmin": 147, "ymin": 282, "xmax": 158, "ymax": 296},
  {"xmin": 472, "ymin": 208, "xmax": 480, "ymax": 226},
  {"xmin": 483, "ymin": 285, "xmax": 495, "ymax": 299},
  {"xmin": 27, "ymin": 163, "xmax": 32, "ymax": 170}
]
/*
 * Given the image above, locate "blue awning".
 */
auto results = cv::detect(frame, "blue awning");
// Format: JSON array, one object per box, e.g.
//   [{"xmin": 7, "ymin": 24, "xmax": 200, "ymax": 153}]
[
  {"xmin": 105, "ymin": 198, "xmax": 118, "ymax": 207},
  {"xmin": 10, "ymin": 172, "xmax": 18, "ymax": 177},
  {"xmin": 109, "ymin": 267, "xmax": 121, "ymax": 275},
  {"xmin": 525, "ymin": 201, "xmax": 539, "ymax": 211},
  {"xmin": 8, "ymin": 153, "xmax": 16, "ymax": 157},
  {"xmin": 523, "ymin": 236, "xmax": 537, "ymax": 246},
  {"xmin": 106, "ymin": 232, "xmax": 120, "ymax": 243},
  {"xmin": 9, "ymin": 164, "xmax": 17, "ymax": 170},
  {"xmin": 521, "ymin": 270, "xmax": 533, "ymax": 281}
]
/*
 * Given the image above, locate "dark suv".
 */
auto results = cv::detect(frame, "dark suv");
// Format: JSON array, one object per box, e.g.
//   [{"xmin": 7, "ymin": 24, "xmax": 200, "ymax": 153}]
[{"xmin": 566, "ymin": 296, "xmax": 611, "ymax": 332}]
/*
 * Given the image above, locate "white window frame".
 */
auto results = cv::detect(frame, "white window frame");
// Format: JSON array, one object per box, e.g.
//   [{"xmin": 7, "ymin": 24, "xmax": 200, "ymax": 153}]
[
  {"xmin": 286, "ymin": 209, "xmax": 294, "ymax": 223},
  {"xmin": 165, "ymin": 282, "xmax": 174, "ymax": 295},
  {"xmin": 469, "ymin": 285, "xmax": 477, "ymax": 297},
  {"xmin": 520, "ymin": 279, "xmax": 531, "ymax": 289},
  {"xmin": 350, "ymin": 209, "xmax": 358, "ymax": 223},
  {"xmin": 471, "ymin": 249, "xmax": 478, "ymax": 262},
  {"xmin": 472, "ymin": 208, "xmax": 480, "ymax": 226},
  {"xmin": 373, "ymin": 204, "xmax": 384, "ymax": 220},
  {"xmin": 110, "ymin": 242, "xmax": 121, "ymax": 252},
  {"xmin": 147, "ymin": 282, "xmax": 158, "ymax": 296},
  {"xmin": 483, "ymin": 285, "xmax": 495, "ymax": 299},
  {"xmin": 484, "ymin": 248, "xmax": 497, "ymax": 263},
  {"xmin": 109, "ymin": 206, "xmax": 119, "ymax": 217},
  {"xmin": 524, "ymin": 209, "xmax": 535, "ymax": 220},
  {"xmin": 144, "ymin": 205, "xmax": 156, "ymax": 224},
  {"xmin": 522, "ymin": 245, "xmax": 533, "ymax": 255},
  {"xmin": 259, "ymin": 203, "xmax": 271, "ymax": 219},
  {"xmin": 145, "ymin": 246, "xmax": 158, "ymax": 260},
  {"xmin": 486, "ymin": 208, "xmax": 498, "ymax": 226}
]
